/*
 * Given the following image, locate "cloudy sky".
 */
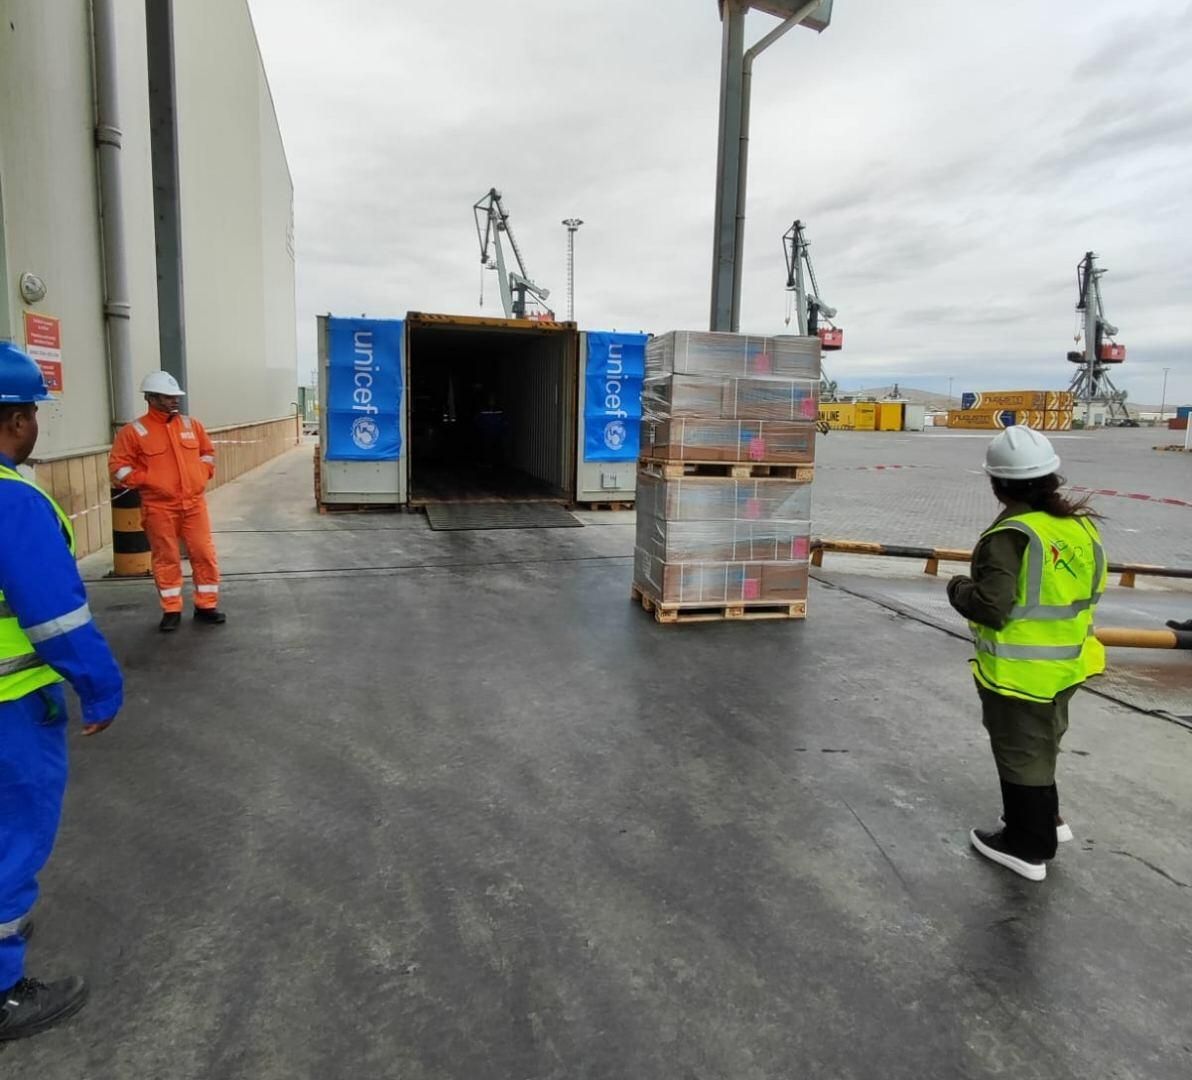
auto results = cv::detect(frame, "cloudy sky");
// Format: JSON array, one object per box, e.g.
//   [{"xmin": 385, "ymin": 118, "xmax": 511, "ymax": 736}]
[{"xmin": 248, "ymin": 0, "xmax": 1192, "ymax": 406}]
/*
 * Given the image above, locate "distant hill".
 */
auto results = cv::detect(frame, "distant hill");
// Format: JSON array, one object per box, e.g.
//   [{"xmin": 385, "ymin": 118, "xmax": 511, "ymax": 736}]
[{"xmin": 844, "ymin": 386, "xmax": 956, "ymax": 411}]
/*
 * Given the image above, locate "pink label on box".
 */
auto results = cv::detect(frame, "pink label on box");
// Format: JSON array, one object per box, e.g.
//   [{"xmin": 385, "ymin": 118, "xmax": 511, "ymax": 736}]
[
  {"xmin": 800, "ymin": 398, "xmax": 817, "ymax": 418},
  {"xmin": 748, "ymin": 437, "xmax": 766, "ymax": 461},
  {"xmin": 792, "ymin": 536, "xmax": 809, "ymax": 560},
  {"xmin": 744, "ymin": 497, "xmax": 762, "ymax": 519},
  {"xmin": 742, "ymin": 577, "xmax": 761, "ymax": 600},
  {"xmin": 750, "ymin": 351, "xmax": 773, "ymax": 374}
]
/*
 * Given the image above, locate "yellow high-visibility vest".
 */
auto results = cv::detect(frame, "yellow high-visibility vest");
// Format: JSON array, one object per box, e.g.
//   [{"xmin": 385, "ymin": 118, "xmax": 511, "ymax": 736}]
[
  {"xmin": 0, "ymin": 464, "xmax": 75, "ymax": 701},
  {"xmin": 971, "ymin": 510, "xmax": 1107, "ymax": 703}
]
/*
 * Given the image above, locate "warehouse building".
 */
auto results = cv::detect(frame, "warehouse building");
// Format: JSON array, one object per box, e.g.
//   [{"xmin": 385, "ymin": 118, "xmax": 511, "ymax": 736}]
[{"xmin": 0, "ymin": 0, "xmax": 297, "ymax": 557}]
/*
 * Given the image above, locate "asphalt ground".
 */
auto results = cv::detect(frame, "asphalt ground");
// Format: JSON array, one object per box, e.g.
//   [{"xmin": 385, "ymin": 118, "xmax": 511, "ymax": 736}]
[{"xmin": 3, "ymin": 441, "xmax": 1186, "ymax": 1079}]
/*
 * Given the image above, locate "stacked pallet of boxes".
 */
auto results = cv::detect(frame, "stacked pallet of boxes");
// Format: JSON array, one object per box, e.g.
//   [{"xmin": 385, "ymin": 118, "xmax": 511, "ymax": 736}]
[
  {"xmin": 633, "ymin": 331, "xmax": 819, "ymax": 623},
  {"xmin": 948, "ymin": 391, "xmax": 1074, "ymax": 430}
]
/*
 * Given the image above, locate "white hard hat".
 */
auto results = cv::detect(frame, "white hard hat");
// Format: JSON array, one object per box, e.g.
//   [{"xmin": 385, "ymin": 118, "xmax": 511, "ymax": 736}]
[
  {"xmin": 984, "ymin": 426, "xmax": 1060, "ymax": 480},
  {"xmin": 140, "ymin": 371, "xmax": 185, "ymax": 396}
]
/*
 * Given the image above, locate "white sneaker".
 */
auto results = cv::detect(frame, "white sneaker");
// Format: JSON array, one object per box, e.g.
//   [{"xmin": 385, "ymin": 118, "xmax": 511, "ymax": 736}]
[
  {"xmin": 970, "ymin": 829, "xmax": 1047, "ymax": 881},
  {"xmin": 999, "ymin": 816, "xmax": 1074, "ymax": 843}
]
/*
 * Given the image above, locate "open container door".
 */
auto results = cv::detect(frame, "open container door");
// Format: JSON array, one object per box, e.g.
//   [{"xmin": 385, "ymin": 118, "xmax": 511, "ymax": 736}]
[
  {"xmin": 405, "ymin": 313, "xmax": 579, "ymax": 505},
  {"xmin": 316, "ymin": 314, "xmax": 407, "ymax": 507},
  {"xmin": 576, "ymin": 331, "xmax": 648, "ymax": 505}
]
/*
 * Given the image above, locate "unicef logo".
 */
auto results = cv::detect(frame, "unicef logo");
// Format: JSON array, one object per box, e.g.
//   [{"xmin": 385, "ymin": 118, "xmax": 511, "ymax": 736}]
[
  {"xmin": 603, "ymin": 420, "xmax": 627, "ymax": 452},
  {"xmin": 351, "ymin": 416, "xmax": 381, "ymax": 450}
]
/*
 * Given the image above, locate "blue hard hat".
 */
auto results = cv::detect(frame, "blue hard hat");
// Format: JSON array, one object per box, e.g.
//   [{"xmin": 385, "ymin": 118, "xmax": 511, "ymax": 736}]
[{"xmin": 0, "ymin": 341, "xmax": 50, "ymax": 403}]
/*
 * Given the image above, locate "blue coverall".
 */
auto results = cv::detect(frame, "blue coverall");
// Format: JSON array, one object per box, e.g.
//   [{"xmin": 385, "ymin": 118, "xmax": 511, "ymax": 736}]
[{"xmin": 0, "ymin": 453, "xmax": 123, "ymax": 991}]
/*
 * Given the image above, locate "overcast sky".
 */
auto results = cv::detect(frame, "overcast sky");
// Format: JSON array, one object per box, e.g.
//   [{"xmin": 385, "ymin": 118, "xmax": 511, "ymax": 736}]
[{"xmin": 248, "ymin": 0, "xmax": 1192, "ymax": 407}]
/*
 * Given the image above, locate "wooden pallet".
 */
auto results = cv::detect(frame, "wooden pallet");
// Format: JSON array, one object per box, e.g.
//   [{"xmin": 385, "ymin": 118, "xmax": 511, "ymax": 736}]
[
  {"xmin": 631, "ymin": 584, "xmax": 806, "ymax": 624},
  {"xmin": 640, "ymin": 459, "xmax": 813, "ymax": 482},
  {"xmin": 576, "ymin": 500, "xmax": 635, "ymax": 512}
]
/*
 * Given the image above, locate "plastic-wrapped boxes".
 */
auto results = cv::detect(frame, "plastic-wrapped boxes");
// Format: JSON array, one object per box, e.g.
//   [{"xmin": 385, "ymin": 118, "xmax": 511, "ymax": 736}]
[{"xmin": 633, "ymin": 331, "xmax": 820, "ymax": 623}]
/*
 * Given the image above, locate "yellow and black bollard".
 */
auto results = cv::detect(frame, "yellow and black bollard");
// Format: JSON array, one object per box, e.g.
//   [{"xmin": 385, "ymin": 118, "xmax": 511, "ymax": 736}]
[{"xmin": 110, "ymin": 486, "xmax": 152, "ymax": 576}]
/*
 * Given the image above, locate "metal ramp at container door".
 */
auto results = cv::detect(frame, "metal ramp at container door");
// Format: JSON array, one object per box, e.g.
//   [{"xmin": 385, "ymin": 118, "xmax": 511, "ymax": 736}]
[{"xmin": 423, "ymin": 501, "xmax": 582, "ymax": 531}]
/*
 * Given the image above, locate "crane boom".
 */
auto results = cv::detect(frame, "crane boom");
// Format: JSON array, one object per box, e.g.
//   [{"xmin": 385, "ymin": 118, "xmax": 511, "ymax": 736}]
[
  {"xmin": 473, "ymin": 188, "xmax": 552, "ymax": 320},
  {"xmin": 783, "ymin": 219, "xmax": 841, "ymax": 399}
]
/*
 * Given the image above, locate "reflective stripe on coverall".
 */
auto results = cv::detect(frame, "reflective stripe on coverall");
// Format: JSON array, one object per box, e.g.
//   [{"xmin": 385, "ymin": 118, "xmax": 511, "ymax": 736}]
[{"xmin": 109, "ymin": 411, "xmax": 220, "ymax": 612}]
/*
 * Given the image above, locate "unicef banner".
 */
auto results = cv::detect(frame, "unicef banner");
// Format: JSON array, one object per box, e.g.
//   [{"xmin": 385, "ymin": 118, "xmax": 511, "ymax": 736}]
[
  {"xmin": 584, "ymin": 331, "xmax": 647, "ymax": 462},
  {"xmin": 325, "ymin": 317, "xmax": 403, "ymax": 461}
]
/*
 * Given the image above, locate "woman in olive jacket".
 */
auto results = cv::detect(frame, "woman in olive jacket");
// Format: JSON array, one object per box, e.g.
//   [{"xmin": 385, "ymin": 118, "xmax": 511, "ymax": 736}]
[{"xmin": 947, "ymin": 427, "xmax": 1106, "ymax": 883}]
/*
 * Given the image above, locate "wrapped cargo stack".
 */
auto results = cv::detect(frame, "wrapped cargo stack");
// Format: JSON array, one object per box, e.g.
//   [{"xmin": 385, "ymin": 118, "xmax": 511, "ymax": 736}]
[
  {"xmin": 633, "ymin": 331, "xmax": 819, "ymax": 623},
  {"xmin": 948, "ymin": 390, "xmax": 1074, "ymax": 430}
]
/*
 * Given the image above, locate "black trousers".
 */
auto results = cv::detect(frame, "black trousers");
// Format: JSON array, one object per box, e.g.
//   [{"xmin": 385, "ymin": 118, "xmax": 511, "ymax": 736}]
[
  {"xmin": 1001, "ymin": 779, "xmax": 1059, "ymax": 861},
  {"xmin": 978, "ymin": 682, "xmax": 1079, "ymax": 862}
]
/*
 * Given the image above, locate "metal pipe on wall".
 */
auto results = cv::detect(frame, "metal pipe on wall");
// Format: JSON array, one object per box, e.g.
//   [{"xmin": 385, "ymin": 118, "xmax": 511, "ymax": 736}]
[{"xmin": 90, "ymin": 0, "xmax": 137, "ymax": 426}]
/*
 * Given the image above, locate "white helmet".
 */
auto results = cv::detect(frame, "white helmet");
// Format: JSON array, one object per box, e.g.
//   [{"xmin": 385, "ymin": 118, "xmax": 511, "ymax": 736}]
[
  {"xmin": 140, "ymin": 371, "xmax": 185, "ymax": 397},
  {"xmin": 984, "ymin": 426, "xmax": 1060, "ymax": 480}
]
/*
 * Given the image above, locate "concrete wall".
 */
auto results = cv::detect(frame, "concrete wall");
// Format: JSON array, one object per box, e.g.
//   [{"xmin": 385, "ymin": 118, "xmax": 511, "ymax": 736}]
[
  {"xmin": 0, "ymin": 0, "xmax": 161, "ymax": 457},
  {"xmin": 172, "ymin": 0, "xmax": 297, "ymax": 428},
  {"xmin": 0, "ymin": 0, "xmax": 299, "ymax": 559}
]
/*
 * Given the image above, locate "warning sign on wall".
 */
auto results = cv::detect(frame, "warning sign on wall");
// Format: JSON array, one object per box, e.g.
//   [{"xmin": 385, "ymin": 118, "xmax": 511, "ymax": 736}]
[{"xmin": 23, "ymin": 311, "xmax": 63, "ymax": 394}]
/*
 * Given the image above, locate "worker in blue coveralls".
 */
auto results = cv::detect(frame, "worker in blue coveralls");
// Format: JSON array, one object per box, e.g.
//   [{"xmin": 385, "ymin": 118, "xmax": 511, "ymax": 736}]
[{"xmin": 0, "ymin": 343, "xmax": 123, "ymax": 1041}]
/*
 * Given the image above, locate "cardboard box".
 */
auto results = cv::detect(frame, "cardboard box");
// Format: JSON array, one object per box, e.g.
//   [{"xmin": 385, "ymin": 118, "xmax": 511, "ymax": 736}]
[
  {"xmin": 647, "ymin": 331, "xmax": 820, "ymax": 380},
  {"xmin": 641, "ymin": 419, "xmax": 816, "ymax": 463},
  {"xmin": 634, "ymin": 548, "xmax": 809, "ymax": 605},
  {"xmin": 644, "ymin": 374, "xmax": 819, "ymax": 422},
  {"xmin": 636, "ymin": 469, "xmax": 812, "ymax": 522}
]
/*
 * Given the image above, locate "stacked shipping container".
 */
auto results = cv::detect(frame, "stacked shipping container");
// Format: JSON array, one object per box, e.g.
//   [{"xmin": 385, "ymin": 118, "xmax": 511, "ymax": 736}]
[
  {"xmin": 635, "ymin": 332, "xmax": 819, "ymax": 621},
  {"xmin": 948, "ymin": 390, "xmax": 1074, "ymax": 430}
]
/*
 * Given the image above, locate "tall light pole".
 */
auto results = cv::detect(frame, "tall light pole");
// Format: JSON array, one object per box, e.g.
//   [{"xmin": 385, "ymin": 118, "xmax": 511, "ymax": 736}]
[
  {"xmin": 947, "ymin": 376, "xmax": 954, "ymax": 404},
  {"xmin": 562, "ymin": 218, "xmax": 583, "ymax": 323},
  {"xmin": 709, "ymin": 1, "xmax": 834, "ymax": 332},
  {"xmin": 1159, "ymin": 366, "xmax": 1170, "ymax": 421}
]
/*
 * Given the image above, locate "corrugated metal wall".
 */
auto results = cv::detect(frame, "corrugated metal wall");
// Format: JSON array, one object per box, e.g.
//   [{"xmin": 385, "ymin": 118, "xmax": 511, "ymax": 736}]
[{"xmin": 502, "ymin": 333, "xmax": 575, "ymax": 495}]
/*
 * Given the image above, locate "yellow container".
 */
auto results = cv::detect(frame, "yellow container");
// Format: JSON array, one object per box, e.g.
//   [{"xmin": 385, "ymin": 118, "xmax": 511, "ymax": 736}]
[
  {"xmin": 948, "ymin": 409, "xmax": 1003, "ymax": 429},
  {"xmin": 1045, "ymin": 391, "xmax": 1074, "ymax": 411},
  {"xmin": 876, "ymin": 402, "xmax": 903, "ymax": 431},
  {"xmin": 853, "ymin": 402, "xmax": 877, "ymax": 431},
  {"xmin": 818, "ymin": 402, "xmax": 855, "ymax": 430}
]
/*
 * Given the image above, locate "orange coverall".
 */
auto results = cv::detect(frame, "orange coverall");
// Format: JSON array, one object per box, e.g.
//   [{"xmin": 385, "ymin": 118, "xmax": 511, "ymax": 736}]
[{"xmin": 109, "ymin": 410, "xmax": 220, "ymax": 613}]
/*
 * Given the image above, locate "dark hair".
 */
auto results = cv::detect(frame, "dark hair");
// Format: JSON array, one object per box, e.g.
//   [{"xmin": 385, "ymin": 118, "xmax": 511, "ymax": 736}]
[
  {"xmin": 0, "ymin": 403, "xmax": 34, "ymax": 427},
  {"xmin": 990, "ymin": 473, "xmax": 1100, "ymax": 519}
]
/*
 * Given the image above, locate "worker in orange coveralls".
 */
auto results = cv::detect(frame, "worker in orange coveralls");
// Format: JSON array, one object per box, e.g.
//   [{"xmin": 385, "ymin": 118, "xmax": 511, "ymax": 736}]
[{"xmin": 108, "ymin": 372, "xmax": 226, "ymax": 632}]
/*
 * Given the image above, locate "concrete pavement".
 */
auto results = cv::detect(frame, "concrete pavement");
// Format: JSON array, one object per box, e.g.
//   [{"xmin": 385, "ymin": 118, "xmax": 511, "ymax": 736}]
[{"xmin": 8, "ymin": 445, "xmax": 1190, "ymax": 1079}]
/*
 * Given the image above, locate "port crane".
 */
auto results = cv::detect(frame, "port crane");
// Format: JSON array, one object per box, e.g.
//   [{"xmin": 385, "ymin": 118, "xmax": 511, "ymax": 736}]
[
  {"xmin": 473, "ymin": 188, "xmax": 553, "ymax": 320},
  {"xmin": 1066, "ymin": 251, "xmax": 1128, "ymax": 423},
  {"xmin": 783, "ymin": 219, "xmax": 841, "ymax": 399}
]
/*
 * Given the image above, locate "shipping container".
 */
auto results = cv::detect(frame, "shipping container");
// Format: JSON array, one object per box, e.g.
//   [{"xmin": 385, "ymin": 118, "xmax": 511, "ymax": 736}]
[
  {"xmin": 1176, "ymin": 405, "xmax": 1192, "ymax": 420},
  {"xmin": 876, "ymin": 402, "xmax": 903, "ymax": 431},
  {"xmin": 317, "ymin": 313, "xmax": 580, "ymax": 507},
  {"xmin": 902, "ymin": 404, "xmax": 926, "ymax": 432},
  {"xmin": 818, "ymin": 402, "xmax": 855, "ymax": 430},
  {"xmin": 575, "ymin": 331, "xmax": 648, "ymax": 505},
  {"xmin": 853, "ymin": 402, "xmax": 877, "ymax": 431},
  {"xmin": 406, "ymin": 314, "xmax": 578, "ymax": 504},
  {"xmin": 947, "ymin": 409, "xmax": 1014, "ymax": 429},
  {"xmin": 1045, "ymin": 391, "xmax": 1074, "ymax": 411},
  {"xmin": 963, "ymin": 390, "xmax": 1049, "ymax": 411}
]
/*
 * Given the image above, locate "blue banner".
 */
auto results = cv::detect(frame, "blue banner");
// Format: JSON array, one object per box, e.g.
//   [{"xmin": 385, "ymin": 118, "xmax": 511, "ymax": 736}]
[
  {"xmin": 584, "ymin": 331, "xmax": 647, "ymax": 462},
  {"xmin": 325, "ymin": 317, "xmax": 403, "ymax": 461}
]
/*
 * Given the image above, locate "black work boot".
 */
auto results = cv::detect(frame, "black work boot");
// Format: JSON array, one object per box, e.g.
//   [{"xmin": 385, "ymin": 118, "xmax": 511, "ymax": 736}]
[
  {"xmin": 159, "ymin": 612, "xmax": 182, "ymax": 632},
  {"xmin": 0, "ymin": 976, "xmax": 89, "ymax": 1041},
  {"xmin": 193, "ymin": 609, "xmax": 227, "ymax": 625}
]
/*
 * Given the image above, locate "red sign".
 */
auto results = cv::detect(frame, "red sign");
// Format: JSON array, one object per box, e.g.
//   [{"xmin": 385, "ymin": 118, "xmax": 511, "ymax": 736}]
[{"xmin": 23, "ymin": 311, "xmax": 63, "ymax": 394}]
